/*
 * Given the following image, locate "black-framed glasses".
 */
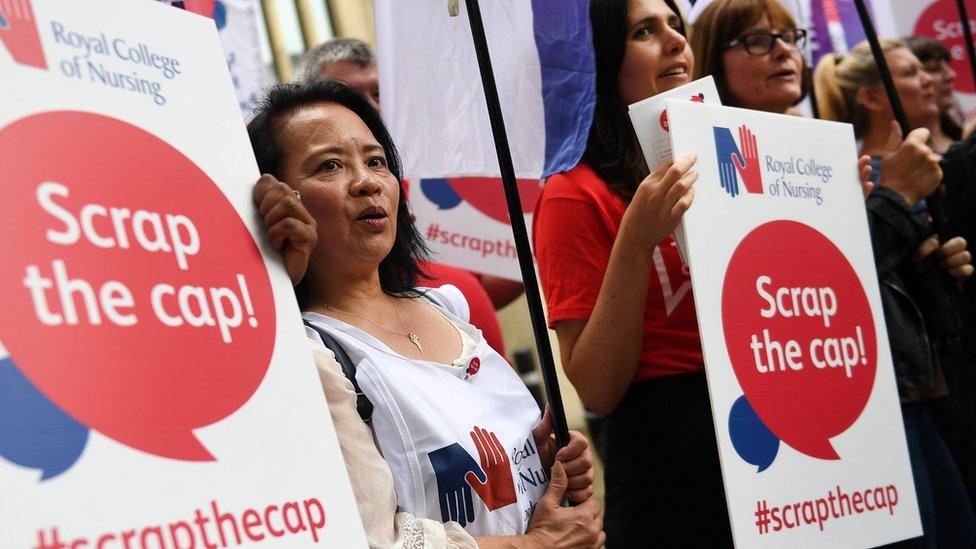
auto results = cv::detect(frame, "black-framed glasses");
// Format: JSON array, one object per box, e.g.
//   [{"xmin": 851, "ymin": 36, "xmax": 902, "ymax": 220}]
[{"xmin": 724, "ymin": 28, "xmax": 807, "ymax": 56}]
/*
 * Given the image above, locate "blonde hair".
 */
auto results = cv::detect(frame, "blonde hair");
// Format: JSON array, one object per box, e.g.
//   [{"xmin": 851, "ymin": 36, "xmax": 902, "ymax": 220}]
[{"xmin": 813, "ymin": 38, "xmax": 904, "ymax": 137}]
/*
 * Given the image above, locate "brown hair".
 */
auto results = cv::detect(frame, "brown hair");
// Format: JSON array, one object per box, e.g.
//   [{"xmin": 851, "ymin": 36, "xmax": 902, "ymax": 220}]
[
  {"xmin": 905, "ymin": 35, "xmax": 950, "ymax": 65},
  {"xmin": 813, "ymin": 39, "xmax": 904, "ymax": 138},
  {"xmin": 690, "ymin": 0, "xmax": 810, "ymax": 109},
  {"xmin": 905, "ymin": 35, "xmax": 962, "ymax": 139}
]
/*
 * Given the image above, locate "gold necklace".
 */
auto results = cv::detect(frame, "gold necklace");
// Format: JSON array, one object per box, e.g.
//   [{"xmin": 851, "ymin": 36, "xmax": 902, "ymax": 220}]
[{"xmin": 321, "ymin": 299, "xmax": 424, "ymax": 354}]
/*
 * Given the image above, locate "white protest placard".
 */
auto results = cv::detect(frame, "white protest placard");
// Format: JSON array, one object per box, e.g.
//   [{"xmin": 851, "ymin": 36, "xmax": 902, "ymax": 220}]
[
  {"xmin": 629, "ymin": 76, "xmax": 720, "ymax": 257},
  {"xmin": 666, "ymin": 100, "xmax": 921, "ymax": 547},
  {"xmin": 0, "ymin": 0, "xmax": 367, "ymax": 546}
]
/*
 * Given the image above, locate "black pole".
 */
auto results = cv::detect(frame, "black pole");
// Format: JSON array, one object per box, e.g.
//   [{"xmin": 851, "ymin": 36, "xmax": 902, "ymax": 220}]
[
  {"xmin": 807, "ymin": 65, "xmax": 820, "ymax": 119},
  {"xmin": 461, "ymin": 0, "xmax": 571, "ymax": 450},
  {"xmin": 852, "ymin": 0, "xmax": 910, "ymax": 134},
  {"xmin": 851, "ymin": 0, "xmax": 951, "ymax": 236},
  {"xmin": 793, "ymin": 0, "xmax": 819, "ymax": 119},
  {"xmin": 955, "ymin": 0, "xmax": 976, "ymax": 91}
]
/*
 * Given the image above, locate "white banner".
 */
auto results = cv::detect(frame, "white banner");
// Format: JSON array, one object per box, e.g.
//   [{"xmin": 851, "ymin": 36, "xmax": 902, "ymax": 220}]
[
  {"xmin": 0, "ymin": 0, "xmax": 366, "ymax": 546},
  {"xmin": 376, "ymin": 0, "xmax": 594, "ymax": 278},
  {"xmin": 183, "ymin": 0, "xmax": 265, "ymax": 117}
]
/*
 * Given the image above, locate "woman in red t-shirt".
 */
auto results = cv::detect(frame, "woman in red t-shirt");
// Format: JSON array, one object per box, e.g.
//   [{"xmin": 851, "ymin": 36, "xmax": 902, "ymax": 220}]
[{"xmin": 532, "ymin": 0, "xmax": 728, "ymax": 546}]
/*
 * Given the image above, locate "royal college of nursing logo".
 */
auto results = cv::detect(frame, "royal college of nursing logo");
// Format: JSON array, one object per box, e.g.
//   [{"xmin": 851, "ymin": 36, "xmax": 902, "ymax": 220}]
[
  {"xmin": 0, "ymin": 0, "xmax": 48, "ymax": 69},
  {"xmin": 427, "ymin": 426, "xmax": 548, "ymax": 527},
  {"xmin": 713, "ymin": 124, "xmax": 763, "ymax": 198}
]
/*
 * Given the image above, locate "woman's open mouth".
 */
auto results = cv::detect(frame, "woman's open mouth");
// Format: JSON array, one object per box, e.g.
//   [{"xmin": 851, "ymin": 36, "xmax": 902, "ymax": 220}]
[
  {"xmin": 769, "ymin": 68, "xmax": 797, "ymax": 82},
  {"xmin": 356, "ymin": 205, "xmax": 389, "ymax": 231},
  {"xmin": 658, "ymin": 63, "xmax": 689, "ymax": 82}
]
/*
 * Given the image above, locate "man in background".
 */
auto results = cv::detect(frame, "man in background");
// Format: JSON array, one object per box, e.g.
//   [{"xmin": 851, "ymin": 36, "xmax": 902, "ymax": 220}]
[{"xmin": 301, "ymin": 38, "xmax": 380, "ymax": 108}]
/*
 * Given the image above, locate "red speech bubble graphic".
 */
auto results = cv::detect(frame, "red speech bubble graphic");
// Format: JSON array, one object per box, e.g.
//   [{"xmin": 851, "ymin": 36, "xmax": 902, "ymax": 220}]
[
  {"xmin": 722, "ymin": 220, "xmax": 876, "ymax": 460},
  {"xmin": 0, "ymin": 111, "xmax": 275, "ymax": 461},
  {"xmin": 914, "ymin": 0, "xmax": 976, "ymax": 94}
]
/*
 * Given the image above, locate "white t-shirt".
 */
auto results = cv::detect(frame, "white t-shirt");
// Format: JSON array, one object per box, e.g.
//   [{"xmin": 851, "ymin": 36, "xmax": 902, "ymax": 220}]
[{"xmin": 302, "ymin": 286, "xmax": 547, "ymax": 537}]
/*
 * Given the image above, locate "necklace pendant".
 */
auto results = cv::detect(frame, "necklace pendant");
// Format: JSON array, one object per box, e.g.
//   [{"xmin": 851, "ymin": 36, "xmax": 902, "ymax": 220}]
[{"xmin": 408, "ymin": 332, "xmax": 423, "ymax": 354}]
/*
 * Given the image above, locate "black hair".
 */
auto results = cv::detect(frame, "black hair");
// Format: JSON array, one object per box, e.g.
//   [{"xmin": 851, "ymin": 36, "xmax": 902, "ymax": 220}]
[
  {"xmin": 584, "ymin": 0, "xmax": 686, "ymax": 200},
  {"xmin": 905, "ymin": 35, "xmax": 950, "ymax": 65},
  {"xmin": 247, "ymin": 80, "xmax": 429, "ymax": 306}
]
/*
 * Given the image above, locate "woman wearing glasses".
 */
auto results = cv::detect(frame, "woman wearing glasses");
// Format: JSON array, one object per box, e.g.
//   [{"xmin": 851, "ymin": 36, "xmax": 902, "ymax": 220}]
[
  {"xmin": 690, "ymin": 0, "xmax": 808, "ymax": 115},
  {"xmin": 532, "ymin": 0, "xmax": 731, "ymax": 546}
]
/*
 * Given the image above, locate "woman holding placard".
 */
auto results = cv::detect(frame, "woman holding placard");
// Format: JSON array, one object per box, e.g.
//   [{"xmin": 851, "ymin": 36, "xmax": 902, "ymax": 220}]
[
  {"xmin": 810, "ymin": 37, "xmax": 976, "ymax": 544},
  {"xmin": 248, "ymin": 80, "xmax": 604, "ymax": 548},
  {"xmin": 692, "ymin": 0, "xmax": 972, "ymax": 546},
  {"xmin": 693, "ymin": 0, "xmax": 972, "ymax": 539},
  {"xmin": 531, "ymin": 0, "xmax": 730, "ymax": 545}
]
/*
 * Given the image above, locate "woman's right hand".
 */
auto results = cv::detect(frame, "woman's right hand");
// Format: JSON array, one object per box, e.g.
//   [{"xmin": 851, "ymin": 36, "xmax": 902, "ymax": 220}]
[
  {"xmin": 525, "ymin": 462, "xmax": 605, "ymax": 548},
  {"xmin": 625, "ymin": 154, "xmax": 698, "ymax": 248},
  {"xmin": 252, "ymin": 174, "xmax": 318, "ymax": 286},
  {"xmin": 879, "ymin": 124, "xmax": 942, "ymax": 206}
]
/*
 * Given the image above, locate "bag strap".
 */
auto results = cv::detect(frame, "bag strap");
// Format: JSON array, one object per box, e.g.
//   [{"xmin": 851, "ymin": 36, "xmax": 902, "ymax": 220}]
[{"xmin": 303, "ymin": 319, "xmax": 373, "ymax": 424}]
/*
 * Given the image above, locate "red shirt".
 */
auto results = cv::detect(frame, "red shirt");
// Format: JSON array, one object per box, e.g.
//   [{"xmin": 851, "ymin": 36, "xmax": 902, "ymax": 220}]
[
  {"xmin": 417, "ymin": 261, "xmax": 506, "ymax": 357},
  {"xmin": 532, "ymin": 164, "xmax": 702, "ymax": 381}
]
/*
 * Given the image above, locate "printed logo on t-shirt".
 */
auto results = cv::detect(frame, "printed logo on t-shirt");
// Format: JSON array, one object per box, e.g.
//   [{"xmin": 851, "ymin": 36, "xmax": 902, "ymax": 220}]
[
  {"xmin": 653, "ymin": 241, "xmax": 691, "ymax": 316},
  {"xmin": 428, "ymin": 426, "xmax": 538, "ymax": 527}
]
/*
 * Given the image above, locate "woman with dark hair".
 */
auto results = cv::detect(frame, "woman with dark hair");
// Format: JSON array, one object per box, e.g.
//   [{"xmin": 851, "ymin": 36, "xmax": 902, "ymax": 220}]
[
  {"xmin": 248, "ymin": 80, "xmax": 603, "ymax": 548},
  {"xmin": 906, "ymin": 36, "xmax": 964, "ymax": 150},
  {"xmin": 532, "ymin": 0, "xmax": 729, "ymax": 546}
]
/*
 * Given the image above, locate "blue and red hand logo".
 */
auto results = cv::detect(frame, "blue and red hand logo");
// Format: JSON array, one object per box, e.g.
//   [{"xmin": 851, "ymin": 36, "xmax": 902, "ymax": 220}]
[
  {"xmin": 428, "ymin": 426, "xmax": 518, "ymax": 526},
  {"xmin": 714, "ymin": 125, "xmax": 762, "ymax": 197},
  {"xmin": 420, "ymin": 178, "xmax": 542, "ymax": 224},
  {"xmin": 0, "ymin": 0, "xmax": 47, "ymax": 69}
]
